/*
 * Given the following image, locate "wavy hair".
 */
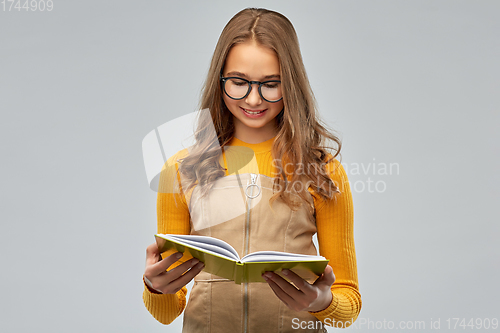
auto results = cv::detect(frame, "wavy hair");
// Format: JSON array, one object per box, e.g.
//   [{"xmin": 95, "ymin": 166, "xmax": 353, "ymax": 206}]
[{"xmin": 177, "ymin": 7, "xmax": 342, "ymax": 212}]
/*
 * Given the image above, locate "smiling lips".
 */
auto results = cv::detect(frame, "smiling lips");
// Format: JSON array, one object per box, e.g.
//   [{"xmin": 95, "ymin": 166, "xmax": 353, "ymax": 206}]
[{"xmin": 241, "ymin": 107, "xmax": 267, "ymax": 115}]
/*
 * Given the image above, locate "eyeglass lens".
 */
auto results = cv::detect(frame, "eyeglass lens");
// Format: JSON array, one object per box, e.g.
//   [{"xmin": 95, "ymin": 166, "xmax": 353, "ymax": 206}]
[{"xmin": 224, "ymin": 78, "xmax": 282, "ymax": 102}]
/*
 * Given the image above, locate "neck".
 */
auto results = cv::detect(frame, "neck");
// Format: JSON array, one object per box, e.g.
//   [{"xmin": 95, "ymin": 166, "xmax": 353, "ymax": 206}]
[{"xmin": 233, "ymin": 121, "xmax": 278, "ymax": 144}]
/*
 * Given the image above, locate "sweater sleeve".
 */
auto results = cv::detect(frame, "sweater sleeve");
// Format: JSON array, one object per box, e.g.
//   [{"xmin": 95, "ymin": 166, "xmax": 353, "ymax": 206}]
[
  {"xmin": 308, "ymin": 159, "xmax": 362, "ymax": 328},
  {"xmin": 143, "ymin": 151, "xmax": 192, "ymax": 325}
]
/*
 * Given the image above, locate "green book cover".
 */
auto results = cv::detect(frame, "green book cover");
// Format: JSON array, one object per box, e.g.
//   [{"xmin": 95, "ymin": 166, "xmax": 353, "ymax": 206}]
[{"xmin": 155, "ymin": 234, "xmax": 329, "ymax": 284}]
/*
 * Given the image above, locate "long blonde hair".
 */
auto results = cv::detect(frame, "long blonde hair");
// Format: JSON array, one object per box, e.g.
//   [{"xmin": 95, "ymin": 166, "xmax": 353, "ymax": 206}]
[{"xmin": 178, "ymin": 7, "xmax": 342, "ymax": 212}]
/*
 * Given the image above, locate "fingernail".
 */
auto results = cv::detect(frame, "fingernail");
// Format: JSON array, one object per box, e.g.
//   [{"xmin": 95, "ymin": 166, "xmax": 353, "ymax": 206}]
[
  {"xmin": 176, "ymin": 253, "xmax": 183, "ymax": 259},
  {"xmin": 282, "ymin": 269, "xmax": 289, "ymax": 275}
]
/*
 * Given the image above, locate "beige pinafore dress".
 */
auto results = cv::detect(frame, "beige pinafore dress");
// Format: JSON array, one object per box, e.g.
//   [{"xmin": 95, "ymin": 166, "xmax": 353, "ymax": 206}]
[{"xmin": 182, "ymin": 168, "xmax": 326, "ymax": 333}]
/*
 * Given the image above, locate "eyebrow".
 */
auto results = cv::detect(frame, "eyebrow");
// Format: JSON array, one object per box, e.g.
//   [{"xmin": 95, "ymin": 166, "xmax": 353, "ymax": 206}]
[{"xmin": 225, "ymin": 71, "xmax": 280, "ymax": 80}]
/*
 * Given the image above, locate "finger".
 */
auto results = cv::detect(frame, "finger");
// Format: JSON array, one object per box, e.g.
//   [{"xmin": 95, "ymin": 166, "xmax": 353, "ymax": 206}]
[
  {"xmin": 145, "ymin": 243, "xmax": 162, "ymax": 267},
  {"xmin": 143, "ymin": 275, "xmax": 163, "ymax": 293},
  {"xmin": 313, "ymin": 265, "xmax": 336, "ymax": 288},
  {"xmin": 263, "ymin": 272, "xmax": 303, "ymax": 299},
  {"xmin": 145, "ymin": 259, "xmax": 202, "ymax": 294},
  {"xmin": 147, "ymin": 251, "xmax": 184, "ymax": 276},
  {"xmin": 167, "ymin": 257, "xmax": 200, "ymax": 278},
  {"xmin": 280, "ymin": 269, "xmax": 313, "ymax": 292},
  {"xmin": 263, "ymin": 274, "xmax": 295, "ymax": 308},
  {"xmin": 162, "ymin": 262, "xmax": 205, "ymax": 294}
]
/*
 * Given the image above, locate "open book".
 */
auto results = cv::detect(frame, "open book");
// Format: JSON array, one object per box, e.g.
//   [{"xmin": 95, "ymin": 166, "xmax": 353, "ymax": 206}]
[{"xmin": 155, "ymin": 234, "xmax": 329, "ymax": 284}]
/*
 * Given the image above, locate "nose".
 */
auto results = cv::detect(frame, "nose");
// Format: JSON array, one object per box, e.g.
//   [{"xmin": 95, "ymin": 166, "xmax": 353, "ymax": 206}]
[{"xmin": 245, "ymin": 83, "xmax": 262, "ymax": 106}]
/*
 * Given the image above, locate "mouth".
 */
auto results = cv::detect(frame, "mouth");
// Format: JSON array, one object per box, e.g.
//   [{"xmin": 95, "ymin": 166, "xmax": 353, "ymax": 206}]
[{"xmin": 240, "ymin": 107, "xmax": 267, "ymax": 116}]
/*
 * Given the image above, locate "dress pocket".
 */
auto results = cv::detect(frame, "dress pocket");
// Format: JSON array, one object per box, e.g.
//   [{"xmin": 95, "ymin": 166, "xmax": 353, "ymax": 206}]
[
  {"xmin": 208, "ymin": 280, "xmax": 244, "ymax": 332},
  {"xmin": 182, "ymin": 281, "xmax": 209, "ymax": 333},
  {"xmin": 183, "ymin": 278, "xmax": 245, "ymax": 333}
]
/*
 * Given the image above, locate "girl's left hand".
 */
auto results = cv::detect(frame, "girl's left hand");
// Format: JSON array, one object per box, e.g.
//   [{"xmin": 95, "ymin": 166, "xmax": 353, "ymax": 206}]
[{"xmin": 262, "ymin": 264, "xmax": 335, "ymax": 313}]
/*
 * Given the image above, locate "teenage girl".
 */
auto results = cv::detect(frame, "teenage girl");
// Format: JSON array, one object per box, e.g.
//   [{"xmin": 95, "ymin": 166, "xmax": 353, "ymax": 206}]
[{"xmin": 142, "ymin": 8, "xmax": 361, "ymax": 333}]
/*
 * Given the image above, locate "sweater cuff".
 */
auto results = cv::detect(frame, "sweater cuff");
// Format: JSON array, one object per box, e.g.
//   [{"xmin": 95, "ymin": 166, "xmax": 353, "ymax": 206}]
[
  {"xmin": 308, "ymin": 291, "xmax": 339, "ymax": 322},
  {"xmin": 142, "ymin": 280, "xmax": 188, "ymax": 325},
  {"xmin": 143, "ymin": 276, "xmax": 163, "ymax": 294}
]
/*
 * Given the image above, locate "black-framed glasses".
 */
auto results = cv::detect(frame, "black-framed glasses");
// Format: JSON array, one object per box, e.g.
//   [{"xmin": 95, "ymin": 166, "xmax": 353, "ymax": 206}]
[{"xmin": 220, "ymin": 73, "xmax": 283, "ymax": 103}]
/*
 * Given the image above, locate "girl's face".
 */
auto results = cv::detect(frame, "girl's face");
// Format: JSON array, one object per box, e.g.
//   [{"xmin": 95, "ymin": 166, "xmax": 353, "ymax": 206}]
[{"xmin": 222, "ymin": 41, "xmax": 284, "ymax": 143}]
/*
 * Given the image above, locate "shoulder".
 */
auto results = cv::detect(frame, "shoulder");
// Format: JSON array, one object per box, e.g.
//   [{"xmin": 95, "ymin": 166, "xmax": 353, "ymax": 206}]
[
  {"xmin": 168, "ymin": 148, "xmax": 190, "ymax": 166},
  {"xmin": 322, "ymin": 154, "xmax": 348, "ymax": 183},
  {"xmin": 162, "ymin": 148, "xmax": 190, "ymax": 171},
  {"xmin": 158, "ymin": 148, "xmax": 190, "ymax": 193},
  {"xmin": 307, "ymin": 154, "xmax": 350, "ymax": 209},
  {"xmin": 303, "ymin": 152, "xmax": 347, "ymax": 184}
]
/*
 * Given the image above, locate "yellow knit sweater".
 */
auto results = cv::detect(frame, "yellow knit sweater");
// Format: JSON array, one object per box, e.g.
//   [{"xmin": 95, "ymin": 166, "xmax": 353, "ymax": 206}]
[{"xmin": 143, "ymin": 136, "xmax": 361, "ymax": 328}]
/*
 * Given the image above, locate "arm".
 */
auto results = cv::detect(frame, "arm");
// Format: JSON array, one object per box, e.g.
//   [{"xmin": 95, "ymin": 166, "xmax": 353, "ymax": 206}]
[
  {"xmin": 261, "ymin": 158, "xmax": 361, "ymax": 327},
  {"xmin": 143, "ymin": 152, "xmax": 193, "ymax": 325},
  {"xmin": 308, "ymin": 159, "xmax": 362, "ymax": 327}
]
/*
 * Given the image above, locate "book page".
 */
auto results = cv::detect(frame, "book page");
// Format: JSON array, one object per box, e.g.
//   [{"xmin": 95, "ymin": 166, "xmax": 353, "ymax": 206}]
[
  {"xmin": 240, "ymin": 250, "xmax": 326, "ymax": 263},
  {"xmin": 162, "ymin": 234, "xmax": 240, "ymax": 261}
]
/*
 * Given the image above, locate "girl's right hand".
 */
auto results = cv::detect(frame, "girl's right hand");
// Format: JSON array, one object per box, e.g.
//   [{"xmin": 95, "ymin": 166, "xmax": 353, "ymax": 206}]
[{"xmin": 143, "ymin": 243, "xmax": 205, "ymax": 294}]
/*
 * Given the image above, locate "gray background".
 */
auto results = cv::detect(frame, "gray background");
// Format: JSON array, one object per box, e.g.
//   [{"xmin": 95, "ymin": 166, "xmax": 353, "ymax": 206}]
[{"xmin": 1, "ymin": 0, "xmax": 498, "ymax": 332}]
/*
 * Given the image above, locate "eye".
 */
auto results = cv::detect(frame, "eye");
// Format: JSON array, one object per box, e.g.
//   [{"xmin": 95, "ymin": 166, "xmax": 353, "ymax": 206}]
[
  {"xmin": 229, "ymin": 78, "xmax": 247, "ymax": 86},
  {"xmin": 263, "ymin": 82, "xmax": 279, "ymax": 89}
]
